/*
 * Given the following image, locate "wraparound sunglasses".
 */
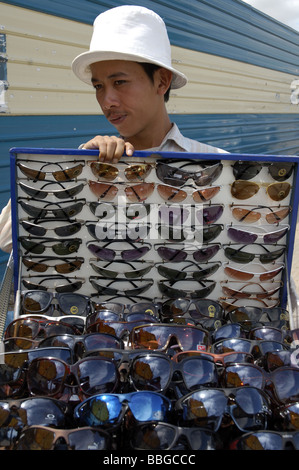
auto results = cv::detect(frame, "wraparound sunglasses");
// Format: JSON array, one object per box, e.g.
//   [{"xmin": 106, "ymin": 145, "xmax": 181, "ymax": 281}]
[
  {"xmin": 223, "ymin": 243, "xmax": 286, "ymax": 264},
  {"xmin": 87, "ymin": 240, "xmax": 152, "ymax": 261},
  {"xmin": 18, "ymin": 180, "xmax": 86, "ymax": 199},
  {"xmin": 18, "ymin": 198, "xmax": 86, "ymax": 219},
  {"xmin": 155, "ymin": 159, "xmax": 223, "ymax": 187},
  {"xmin": 22, "ymin": 256, "xmax": 84, "ymax": 273},
  {"xmin": 17, "ymin": 160, "xmax": 85, "ymax": 181},
  {"xmin": 19, "ymin": 237, "xmax": 82, "ymax": 255},
  {"xmin": 155, "ymin": 243, "xmax": 221, "ymax": 263},
  {"xmin": 20, "ymin": 218, "xmax": 84, "ymax": 237}
]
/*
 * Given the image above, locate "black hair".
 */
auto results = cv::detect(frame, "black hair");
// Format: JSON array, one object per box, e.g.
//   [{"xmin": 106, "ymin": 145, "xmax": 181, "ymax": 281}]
[{"xmin": 139, "ymin": 63, "xmax": 171, "ymax": 102}]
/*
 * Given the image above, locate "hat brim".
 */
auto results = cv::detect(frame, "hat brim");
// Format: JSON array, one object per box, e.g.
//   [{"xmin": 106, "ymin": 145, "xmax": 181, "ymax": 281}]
[{"xmin": 72, "ymin": 51, "xmax": 187, "ymax": 89}]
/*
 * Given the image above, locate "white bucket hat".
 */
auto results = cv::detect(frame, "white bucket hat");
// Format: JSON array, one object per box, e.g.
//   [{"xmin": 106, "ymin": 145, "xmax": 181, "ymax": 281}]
[{"xmin": 72, "ymin": 5, "xmax": 187, "ymax": 89}]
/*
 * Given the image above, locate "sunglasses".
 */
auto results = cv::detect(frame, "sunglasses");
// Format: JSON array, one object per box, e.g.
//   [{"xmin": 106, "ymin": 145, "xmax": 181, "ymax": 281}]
[
  {"xmin": 5, "ymin": 317, "xmax": 81, "ymax": 340},
  {"xmin": 27, "ymin": 356, "xmax": 123, "ymax": 399},
  {"xmin": 224, "ymin": 244, "xmax": 286, "ymax": 264},
  {"xmin": 0, "ymin": 348, "xmax": 74, "ymax": 398},
  {"xmin": 128, "ymin": 352, "xmax": 222, "ymax": 393},
  {"xmin": 17, "ymin": 160, "xmax": 85, "ymax": 181},
  {"xmin": 88, "ymin": 160, "xmax": 154, "ymax": 181},
  {"xmin": 90, "ymin": 260, "xmax": 154, "ymax": 279},
  {"xmin": 227, "ymin": 224, "xmax": 289, "ymax": 244},
  {"xmin": 20, "ymin": 218, "xmax": 84, "ymax": 237},
  {"xmin": 130, "ymin": 323, "xmax": 210, "ymax": 352},
  {"xmin": 11, "ymin": 313, "xmax": 87, "ymax": 334},
  {"xmin": 86, "ymin": 221, "xmax": 151, "ymax": 242},
  {"xmin": 256, "ymin": 350, "xmax": 297, "ymax": 372},
  {"xmin": 175, "ymin": 386, "xmax": 271, "ymax": 432},
  {"xmin": 0, "ymin": 397, "xmax": 70, "ymax": 438},
  {"xmin": 155, "ymin": 243, "xmax": 221, "ymax": 263},
  {"xmin": 21, "ymin": 290, "xmax": 90, "ymax": 316},
  {"xmin": 22, "ymin": 256, "xmax": 84, "ymax": 274},
  {"xmin": 90, "ymin": 299, "xmax": 158, "ymax": 316},
  {"xmin": 74, "ymin": 391, "xmax": 172, "ymax": 427},
  {"xmin": 14, "ymin": 425, "xmax": 112, "ymax": 450},
  {"xmin": 231, "ymin": 180, "xmax": 291, "ymax": 201},
  {"xmin": 87, "ymin": 240, "xmax": 151, "ymax": 261},
  {"xmin": 221, "ymin": 297, "xmax": 281, "ymax": 311},
  {"xmin": 221, "ymin": 282, "xmax": 282, "ymax": 300},
  {"xmin": 224, "ymin": 262, "xmax": 284, "ymax": 281},
  {"xmin": 273, "ymin": 402, "xmax": 299, "ymax": 431},
  {"xmin": 157, "ymin": 183, "xmax": 221, "ymax": 203},
  {"xmin": 18, "ymin": 180, "xmax": 86, "ymax": 199},
  {"xmin": 88, "ymin": 201, "xmax": 151, "ymax": 220},
  {"xmin": 88, "ymin": 180, "xmax": 155, "ymax": 202},
  {"xmin": 86, "ymin": 317, "xmax": 160, "ymax": 339},
  {"xmin": 158, "ymin": 224, "xmax": 224, "ymax": 243},
  {"xmin": 4, "ymin": 332, "xmax": 124, "ymax": 355},
  {"xmin": 156, "ymin": 159, "xmax": 223, "ymax": 187},
  {"xmin": 265, "ymin": 367, "xmax": 299, "ymax": 405},
  {"xmin": 22, "ymin": 275, "xmax": 85, "ymax": 293},
  {"xmin": 211, "ymin": 338, "xmax": 289, "ymax": 359},
  {"xmin": 90, "ymin": 277, "xmax": 154, "ymax": 296},
  {"xmin": 18, "ymin": 198, "xmax": 85, "ymax": 219},
  {"xmin": 158, "ymin": 204, "xmax": 224, "ymax": 225},
  {"xmin": 173, "ymin": 350, "xmax": 255, "ymax": 366},
  {"xmin": 230, "ymin": 430, "xmax": 299, "ymax": 451},
  {"xmin": 19, "ymin": 237, "xmax": 82, "ymax": 255},
  {"xmin": 230, "ymin": 204, "xmax": 291, "ymax": 224},
  {"xmin": 227, "ymin": 305, "xmax": 289, "ymax": 324},
  {"xmin": 157, "ymin": 261, "xmax": 220, "ymax": 282},
  {"xmin": 128, "ymin": 422, "xmax": 222, "ymax": 450},
  {"xmin": 212, "ymin": 323, "xmax": 287, "ymax": 343},
  {"xmin": 160, "ymin": 298, "xmax": 224, "ymax": 319},
  {"xmin": 158, "ymin": 279, "xmax": 216, "ymax": 299},
  {"xmin": 232, "ymin": 160, "xmax": 295, "ymax": 182}
]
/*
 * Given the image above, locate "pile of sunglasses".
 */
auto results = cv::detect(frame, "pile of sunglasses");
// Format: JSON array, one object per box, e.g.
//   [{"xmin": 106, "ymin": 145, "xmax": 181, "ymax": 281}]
[{"xmin": 8, "ymin": 153, "xmax": 297, "ymax": 450}]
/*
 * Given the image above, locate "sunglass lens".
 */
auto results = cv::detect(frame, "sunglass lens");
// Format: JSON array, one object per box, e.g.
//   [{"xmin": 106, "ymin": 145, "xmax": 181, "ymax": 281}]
[
  {"xmin": 224, "ymin": 247, "xmax": 254, "ymax": 263},
  {"xmin": 89, "ymin": 181, "xmax": 118, "ymax": 200},
  {"xmin": 125, "ymin": 183, "xmax": 155, "ymax": 202},
  {"xmin": 193, "ymin": 244, "xmax": 220, "ymax": 262},
  {"xmin": 269, "ymin": 162, "xmax": 294, "ymax": 181},
  {"xmin": 266, "ymin": 207, "xmax": 290, "ymax": 224},
  {"xmin": 157, "ymin": 185, "xmax": 187, "ymax": 203},
  {"xmin": 125, "ymin": 164, "xmax": 152, "ymax": 181},
  {"xmin": 157, "ymin": 246, "xmax": 187, "ymax": 262},
  {"xmin": 233, "ymin": 161, "xmax": 262, "ymax": 180},
  {"xmin": 90, "ymin": 162, "xmax": 118, "ymax": 181},
  {"xmin": 193, "ymin": 186, "xmax": 221, "ymax": 203},
  {"xmin": 53, "ymin": 164, "xmax": 83, "ymax": 181},
  {"xmin": 232, "ymin": 208, "xmax": 261, "ymax": 223},
  {"xmin": 267, "ymin": 183, "xmax": 291, "ymax": 201},
  {"xmin": 231, "ymin": 180, "xmax": 259, "ymax": 200},
  {"xmin": 197, "ymin": 205, "xmax": 223, "ymax": 225}
]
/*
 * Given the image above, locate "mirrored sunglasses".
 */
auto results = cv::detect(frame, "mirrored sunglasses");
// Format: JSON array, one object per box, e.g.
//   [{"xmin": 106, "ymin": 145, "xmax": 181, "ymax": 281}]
[{"xmin": 21, "ymin": 290, "xmax": 91, "ymax": 316}]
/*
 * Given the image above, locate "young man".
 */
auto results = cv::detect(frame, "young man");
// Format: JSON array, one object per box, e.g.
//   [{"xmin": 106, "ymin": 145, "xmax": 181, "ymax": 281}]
[{"xmin": 71, "ymin": 5, "xmax": 227, "ymax": 161}]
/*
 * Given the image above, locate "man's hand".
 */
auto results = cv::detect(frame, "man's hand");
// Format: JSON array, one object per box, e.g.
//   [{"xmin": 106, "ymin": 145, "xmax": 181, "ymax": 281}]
[{"xmin": 81, "ymin": 135, "xmax": 134, "ymax": 163}]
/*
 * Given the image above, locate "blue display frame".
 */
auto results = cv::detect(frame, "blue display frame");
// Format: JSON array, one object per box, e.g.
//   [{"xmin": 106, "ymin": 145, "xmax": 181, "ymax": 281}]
[{"xmin": 9, "ymin": 146, "xmax": 299, "ymax": 313}]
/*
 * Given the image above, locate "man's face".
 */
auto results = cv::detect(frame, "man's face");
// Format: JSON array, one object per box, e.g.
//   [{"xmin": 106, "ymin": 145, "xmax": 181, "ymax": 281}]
[{"xmin": 90, "ymin": 60, "xmax": 163, "ymax": 143}]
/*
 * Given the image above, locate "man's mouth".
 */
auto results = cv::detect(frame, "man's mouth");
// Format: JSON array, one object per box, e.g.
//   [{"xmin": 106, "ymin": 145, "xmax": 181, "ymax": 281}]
[{"xmin": 108, "ymin": 113, "xmax": 126, "ymax": 125}]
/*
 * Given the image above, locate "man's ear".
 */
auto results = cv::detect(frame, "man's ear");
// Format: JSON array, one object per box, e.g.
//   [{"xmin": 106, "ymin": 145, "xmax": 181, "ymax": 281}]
[{"xmin": 156, "ymin": 68, "xmax": 172, "ymax": 96}]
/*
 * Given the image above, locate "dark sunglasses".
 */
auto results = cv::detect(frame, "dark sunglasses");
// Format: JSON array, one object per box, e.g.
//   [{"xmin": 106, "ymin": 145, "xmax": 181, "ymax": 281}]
[
  {"xmin": 19, "ymin": 236, "xmax": 82, "ymax": 255},
  {"xmin": 230, "ymin": 204, "xmax": 291, "ymax": 224},
  {"xmin": 22, "ymin": 256, "xmax": 84, "ymax": 274},
  {"xmin": 158, "ymin": 204, "xmax": 224, "ymax": 226},
  {"xmin": 27, "ymin": 356, "xmax": 122, "ymax": 399},
  {"xmin": 227, "ymin": 305, "xmax": 289, "ymax": 325},
  {"xmin": 74, "ymin": 391, "xmax": 172, "ymax": 427},
  {"xmin": 223, "ymin": 262, "xmax": 284, "ymax": 282},
  {"xmin": 175, "ymin": 386, "xmax": 271, "ymax": 432},
  {"xmin": 231, "ymin": 180, "xmax": 291, "ymax": 201},
  {"xmin": 160, "ymin": 298, "xmax": 224, "ymax": 320},
  {"xmin": 88, "ymin": 201, "xmax": 151, "ymax": 220},
  {"xmin": 212, "ymin": 323, "xmax": 288, "ymax": 343},
  {"xmin": 90, "ymin": 277, "xmax": 154, "ymax": 296},
  {"xmin": 88, "ymin": 160, "xmax": 154, "ymax": 181},
  {"xmin": 227, "ymin": 224, "xmax": 289, "ymax": 244},
  {"xmin": 86, "ymin": 318, "xmax": 160, "ymax": 339},
  {"xmin": 158, "ymin": 223, "xmax": 224, "ymax": 243},
  {"xmin": 21, "ymin": 290, "xmax": 91, "ymax": 316},
  {"xmin": 157, "ymin": 261, "xmax": 220, "ymax": 281},
  {"xmin": 157, "ymin": 183, "xmax": 221, "ymax": 203},
  {"xmin": 155, "ymin": 243, "xmax": 221, "ymax": 263},
  {"xmin": 5, "ymin": 317, "xmax": 81, "ymax": 340},
  {"xmin": 89, "ymin": 299, "xmax": 158, "ymax": 316},
  {"xmin": 86, "ymin": 309, "xmax": 158, "ymax": 328},
  {"xmin": 211, "ymin": 338, "xmax": 289, "ymax": 359},
  {"xmin": 128, "ymin": 422, "xmax": 222, "ymax": 450},
  {"xmin": 158, "ymin": 279, "xmax": 216, "ymax": 299},
  {"xmin": 232, "ymin": 160, "xmax": 295, "ymax": 182},
  {"xmin": 0, "ymin": 348, "xmax": 74, "ymax": 398},
  {"xmin": 130, "ymin": 323, "xmax": 210, "ymax": 352},
  {"xmin": 265, "ymin": 367, "xmax": 299, "ymax": 405},
  {"xmin": 19, "ymin": 180, "xmax": 86, "ymax": 199},
  {"xmin": 256, "ymin": 350, "xmax": 298, "ymax": 372},
  {"xmin": 86, "ymin": 221, "xmax": 151, "ymax": 242},
  {"xmin": 17, "ymin": 160, "xmax": 85, "ymax": 181},
  {"xmin": 230, "ymin": 430, "xmax": 299, "ymax": 450},
  {"xmin": 90, "ymin": 259, "xmax": 154, "ymax": 279},
  {"xmin": 18, "ymin": 198, "xmax": 85, "ymax": 219},
  {"xmin": 88, "ymin": 180, "xmax": 155, "ymax": 202},
  {"xmin": 273, "ymin": 402, "xmax": 299, "ymax": 431},
  {"xmin": 4, "ymin": 332, "xmax": 124, "ymax": 354},
  {"xmin": 20, "ymin": 218, "xmax": 84, "ymax": 237},
  {"xmin": 156, "ymin": 159, "xmax": 223, "ymax": 187},
  {"xmin": 224, "ymin": 244, "xmax": 286, "ymax": 264},
  {"xmin": 14, "ymin": 426, "xmax": 112, "ymax": 450},
  {"xmin": 87, "ymin": 240, "xmax": 151, "ymax": 261},
  {"xmin": 22, "ymin": 275, "xmax": 85, "ymax": 293}
]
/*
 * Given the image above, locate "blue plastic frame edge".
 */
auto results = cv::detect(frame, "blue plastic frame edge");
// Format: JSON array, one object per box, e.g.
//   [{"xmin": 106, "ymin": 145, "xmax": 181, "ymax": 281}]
[{"xmin": 9, "ymin": 146, "xmax": 299, "ymax": 309}]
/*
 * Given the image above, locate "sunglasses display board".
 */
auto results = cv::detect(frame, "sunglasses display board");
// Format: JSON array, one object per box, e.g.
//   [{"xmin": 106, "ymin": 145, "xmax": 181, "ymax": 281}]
[{"xmin": 1, "ymin": 146, "xmax": 299, "ymax": 451}]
